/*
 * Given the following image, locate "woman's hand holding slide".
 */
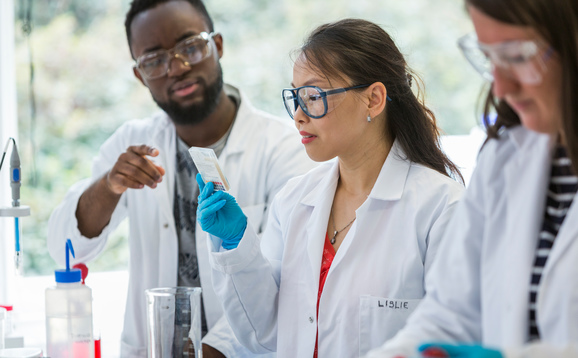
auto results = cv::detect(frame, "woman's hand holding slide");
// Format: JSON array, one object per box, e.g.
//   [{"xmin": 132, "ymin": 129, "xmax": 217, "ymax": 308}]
[{"xmin": 196, "ymin": 173, "xmax": 247, "ymax": 249}]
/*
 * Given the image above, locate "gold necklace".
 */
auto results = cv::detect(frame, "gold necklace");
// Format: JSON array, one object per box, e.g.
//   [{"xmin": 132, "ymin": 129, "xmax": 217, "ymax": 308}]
[{"xmin": 330, "ymin": 211, "xmax": 356, "ymax": 245}]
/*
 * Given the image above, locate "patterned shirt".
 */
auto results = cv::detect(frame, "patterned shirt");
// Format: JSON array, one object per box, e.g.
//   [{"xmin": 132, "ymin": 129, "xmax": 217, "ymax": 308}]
[
  {"xmin": 174, "ymin": 93, "xmax": 240, "ymax": 336},
  {"xmin": 528, "ymin": 145, "xmax": 577, "ymax": 341}
]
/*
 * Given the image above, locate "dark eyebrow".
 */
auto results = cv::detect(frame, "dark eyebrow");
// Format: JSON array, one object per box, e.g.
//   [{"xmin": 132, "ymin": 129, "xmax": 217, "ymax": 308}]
[
  {"xmin": 143, "ymin": 45, "xmax": 163, "ymax": 53},
  {"xmin": 142, "ymin": 32, "xmax": 198, "ymax": 54},
  {"xmin": 175, "ymin": 31, "xmax": 197, "ymax": 43}
]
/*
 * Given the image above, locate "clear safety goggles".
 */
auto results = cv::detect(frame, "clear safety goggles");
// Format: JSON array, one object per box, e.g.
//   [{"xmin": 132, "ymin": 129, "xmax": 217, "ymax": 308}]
[
  {"xmin": 457, "ymin": 32, "xmax": 553, "ymax": 85},
  {"xmin": 135, "ymin": 32, "xmax": 216, "ymax": 80}
]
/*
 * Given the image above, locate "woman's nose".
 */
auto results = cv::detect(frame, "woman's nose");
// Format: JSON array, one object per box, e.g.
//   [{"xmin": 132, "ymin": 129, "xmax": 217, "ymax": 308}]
[
  {"xmin": 491, "ymin": 66, "xmax": 519, "ymax": 100},
  {"xmin": 294, "ymin": 105, "xmax": 310, "ymax": 126}
]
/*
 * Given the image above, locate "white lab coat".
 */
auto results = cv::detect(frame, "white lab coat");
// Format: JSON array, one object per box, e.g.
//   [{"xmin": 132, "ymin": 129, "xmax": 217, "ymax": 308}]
[
  {"xmin": 208, "ymin": 141, "xmax": 464, "ymax": 358},
  {"xmin": 367, "ymin": 126, "xmax": 578, "ymax": 358},
  {"xmin": 47, "ymin": 85, "xmax": 316, "ymax": 358}
]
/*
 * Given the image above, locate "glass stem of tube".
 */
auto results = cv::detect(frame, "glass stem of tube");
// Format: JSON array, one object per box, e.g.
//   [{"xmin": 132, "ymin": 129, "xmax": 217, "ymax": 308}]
[{"xmin": 14, "ymin": 217, "xmax": 22, "ymax": 274}]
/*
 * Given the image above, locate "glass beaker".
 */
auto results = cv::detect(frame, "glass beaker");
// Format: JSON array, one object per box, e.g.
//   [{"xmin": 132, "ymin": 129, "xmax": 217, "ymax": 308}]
[{"xmin": 145, "ymin": 287, "xmax": 202, "ymax": 358}]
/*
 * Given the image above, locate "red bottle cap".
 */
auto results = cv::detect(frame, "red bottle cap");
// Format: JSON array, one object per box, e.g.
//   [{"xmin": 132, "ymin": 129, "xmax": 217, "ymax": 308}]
[
  {"xmin": 0, "ymin": 305, "xmax": 13, "ymax": 311},
  {"xmin": 72, "ymin": 263, "xmax": 89, "ymax": 284}
]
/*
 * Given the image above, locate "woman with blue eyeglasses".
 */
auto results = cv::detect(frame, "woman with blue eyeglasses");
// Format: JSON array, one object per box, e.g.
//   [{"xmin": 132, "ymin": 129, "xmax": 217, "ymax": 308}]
[
  {"xmin": 196, "ymin": 19, "xmax": 464, "ymax": 357},
  {"xmin": 367, "ymin": 0, "xmax": 578, "ymax": 358}
]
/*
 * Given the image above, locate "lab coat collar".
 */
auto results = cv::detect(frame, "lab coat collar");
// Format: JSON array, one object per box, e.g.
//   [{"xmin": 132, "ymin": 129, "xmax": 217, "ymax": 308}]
[
  {"xmin": 300, "ymin": 140, "xmax": 410, "ymax": 278},
  {"xmin": 507, "ymin": 124, "xmax": 556, "ymax": 150},
  {"xmin": 302, "ymin": 162, "xmax": 339, "ymax": 279},
  {"xmin": 501, "ymin": 128, "xmax": 553, "ymax": 344},
  {"xmin": 300, "ymin": 140, "xmax": 409, "ymax": 207},
  {"xmin": 219, "ymin": 84, "xmax": 254, "ymax": 157},
  {"xmin": 301, "ymin": 160, "xmax": 340, "ymax": 207},
  {"xmin": 329, "ymin": 141, "xmax": 409, "ymax": 273},
  {"xmin": 542, "ymin": 127, "xmax": 578, "ymax": 285},
  {"xmin": 368, "ymin": 140, "xmax": 409, "ymax": 201}
]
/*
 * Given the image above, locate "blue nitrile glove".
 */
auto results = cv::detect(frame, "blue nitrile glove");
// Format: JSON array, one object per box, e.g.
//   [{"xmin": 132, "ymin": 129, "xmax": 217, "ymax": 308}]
[
  {"xmin": 196, "ymin": 173, "xmax": 247, "ymax": 249},
  {"xmin": 419, "ymin": 343, "xmax": 503, "ymax": 358}
]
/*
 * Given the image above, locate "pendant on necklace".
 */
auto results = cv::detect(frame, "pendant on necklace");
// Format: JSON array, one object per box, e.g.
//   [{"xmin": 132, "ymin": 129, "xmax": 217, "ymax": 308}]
[{"xmin": 331, "ymin": 231, "xmax": 338, "ymax": 245}]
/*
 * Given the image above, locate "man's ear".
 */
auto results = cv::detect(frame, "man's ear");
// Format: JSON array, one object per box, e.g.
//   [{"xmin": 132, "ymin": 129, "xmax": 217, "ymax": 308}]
[
  {"xmin": 212, "ymin": 33, "xmax": 224, "ymax": 59},
  {"xmin": 133, "ymin": 66, "xmax": 148, "ymax": 87}
]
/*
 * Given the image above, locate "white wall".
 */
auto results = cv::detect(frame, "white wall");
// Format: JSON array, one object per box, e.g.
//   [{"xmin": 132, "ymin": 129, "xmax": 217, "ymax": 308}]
[
  {"xmin": 0, "ymin": 0, "xmax": 19, "ymax": 304},
  {"xmin": 441, "ymin": 126, "xmax": 486, "ymax": 186}
]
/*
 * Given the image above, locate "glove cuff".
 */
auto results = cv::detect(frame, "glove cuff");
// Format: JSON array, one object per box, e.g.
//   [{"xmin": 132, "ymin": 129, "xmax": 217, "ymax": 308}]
[{"xmin": 222, "ymin": 219, "xmax": 247, "ymax": 250}]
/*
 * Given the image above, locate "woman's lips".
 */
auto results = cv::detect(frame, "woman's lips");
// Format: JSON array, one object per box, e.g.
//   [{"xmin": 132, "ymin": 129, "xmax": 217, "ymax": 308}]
[
  {"xmin": 507, "ymin": 98, "xmax": 533, "ymax": 113},
  {"xmin": 300, "ymin": 131, "xmax": 317, "ymax": 144}
]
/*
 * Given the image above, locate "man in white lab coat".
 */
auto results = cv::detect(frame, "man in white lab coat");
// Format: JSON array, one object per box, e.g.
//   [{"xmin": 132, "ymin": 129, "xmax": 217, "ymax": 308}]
[{"xmin": 47, "ymin": 0, "xmax": 314, "ymax": 357}]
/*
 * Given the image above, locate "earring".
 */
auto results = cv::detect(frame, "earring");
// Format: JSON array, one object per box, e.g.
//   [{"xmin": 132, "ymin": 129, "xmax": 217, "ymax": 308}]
[{"xmin": 367, "ymin": 115, "xmax": 372, "ymax": 122}]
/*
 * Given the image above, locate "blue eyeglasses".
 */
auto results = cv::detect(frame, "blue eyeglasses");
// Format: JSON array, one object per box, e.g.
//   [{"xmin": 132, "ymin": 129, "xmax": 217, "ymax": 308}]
[{"xmin": 282, "ymin": 84, "xmax": 370, "ymax": 119}]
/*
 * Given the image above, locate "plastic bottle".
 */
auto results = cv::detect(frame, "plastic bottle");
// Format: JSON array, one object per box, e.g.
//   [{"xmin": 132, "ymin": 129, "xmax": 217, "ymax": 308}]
[
  {"xmin": 0, "ymin": 305, "xmax": 13, "ymax": 337},
  {"xmin": 45, "ymin": 239, "xmax": 94, "ymax": 358},
  {"xmin": 0, "ymin": 307, "xmax": 6, "ymax": 350}
]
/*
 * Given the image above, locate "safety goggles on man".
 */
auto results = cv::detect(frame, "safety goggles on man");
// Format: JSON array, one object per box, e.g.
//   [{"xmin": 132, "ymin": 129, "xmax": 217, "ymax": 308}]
[
  {"xmin": 135, "ymin": 32, "xmax": 216, "ymax": 80},
  {"xmin": 457, "ymin": 32, "xmax": 553, "ymax": 85},
  {"xmin": 282, "ymin": 84, "xmax": 369, "ymax": 119}
]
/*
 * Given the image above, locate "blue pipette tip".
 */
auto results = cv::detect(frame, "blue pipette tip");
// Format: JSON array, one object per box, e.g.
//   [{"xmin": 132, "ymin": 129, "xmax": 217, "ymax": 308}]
[
  {"xmin": 14, "ymin": 251, "xmax": 22, "ymax": 275},
  {"xmin": 14, "ymin": 217, "xmax": 21, "ymax": 274}
]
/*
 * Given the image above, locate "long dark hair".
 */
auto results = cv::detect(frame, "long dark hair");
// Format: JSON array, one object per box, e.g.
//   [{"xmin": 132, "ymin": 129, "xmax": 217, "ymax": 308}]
[
  {"xmin": 466, "ymin": 0, "xmax": 578, "ymax": 173},
  {"xmin": 300, "ymin": 18, "xmax": 463, "ymax": 183}
]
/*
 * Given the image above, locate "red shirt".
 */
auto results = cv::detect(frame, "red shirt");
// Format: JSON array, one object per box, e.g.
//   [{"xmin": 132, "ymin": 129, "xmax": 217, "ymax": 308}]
[{"xmin": 313, "ymin": 233, "xmax": 336, "ymax": 358}]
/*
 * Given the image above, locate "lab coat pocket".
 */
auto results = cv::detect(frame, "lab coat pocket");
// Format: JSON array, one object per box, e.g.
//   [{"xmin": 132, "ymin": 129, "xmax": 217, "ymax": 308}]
[
  {"xmin": 242, "ymin": 203, "xmax": 266, "ymax": 233},
  {"xmin": 358, "ymin": 295, "xmax": 421, "ymax": 356}
]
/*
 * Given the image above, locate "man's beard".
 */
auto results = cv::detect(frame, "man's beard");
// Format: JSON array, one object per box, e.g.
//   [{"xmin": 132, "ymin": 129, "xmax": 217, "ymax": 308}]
[{"xmin": 153, "ymin": 65, "xmax": 224, "ymax": 126}]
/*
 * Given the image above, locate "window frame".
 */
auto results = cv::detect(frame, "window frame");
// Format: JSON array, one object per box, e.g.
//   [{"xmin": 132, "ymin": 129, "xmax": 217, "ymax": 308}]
[{"xmin": 0, "ymin": 0, "xmax": 20, "ymax": 304}]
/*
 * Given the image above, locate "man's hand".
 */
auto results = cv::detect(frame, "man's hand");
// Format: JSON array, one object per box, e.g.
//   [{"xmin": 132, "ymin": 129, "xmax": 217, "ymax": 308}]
[
  {"xmin": 76, "ymin": 144, "xmax": 165, "ymax": 238},
  {"xmin": 106, "ymin": 145, "xmax": 165, "ymax": 195},
  {"xmin": 202, "ymin": 343, "xmax": 226, "ymax": 358}
]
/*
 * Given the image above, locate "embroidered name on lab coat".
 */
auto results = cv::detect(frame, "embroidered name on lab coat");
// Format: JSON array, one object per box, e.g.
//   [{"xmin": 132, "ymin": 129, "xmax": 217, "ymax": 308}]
[{"xmin": 377, "ymin": 300, "xmax": 409, "ymax": 309}]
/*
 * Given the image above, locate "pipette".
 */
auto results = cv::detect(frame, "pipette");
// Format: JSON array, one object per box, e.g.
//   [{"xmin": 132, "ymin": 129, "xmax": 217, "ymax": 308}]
[
  {"xmin": 14, "ymin": 217, "xmax": 21, "ymax": 273},
  {"xmin": 0, "ymin": 138, "xmax": 23, "ymax": 273},
  {"xmin": 10, "ymin": 141, "xmax": 22, "ymax": 273},
  {"xmin": 0, "ymin": 138, "xmax": 29, "ymax": 274}
]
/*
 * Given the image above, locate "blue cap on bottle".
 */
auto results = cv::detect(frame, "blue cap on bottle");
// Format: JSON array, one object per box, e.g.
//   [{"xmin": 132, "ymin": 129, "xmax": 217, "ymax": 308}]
[{"xmin": 54, "ymin": 239, "xmax": 81, "ymax": 283}]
